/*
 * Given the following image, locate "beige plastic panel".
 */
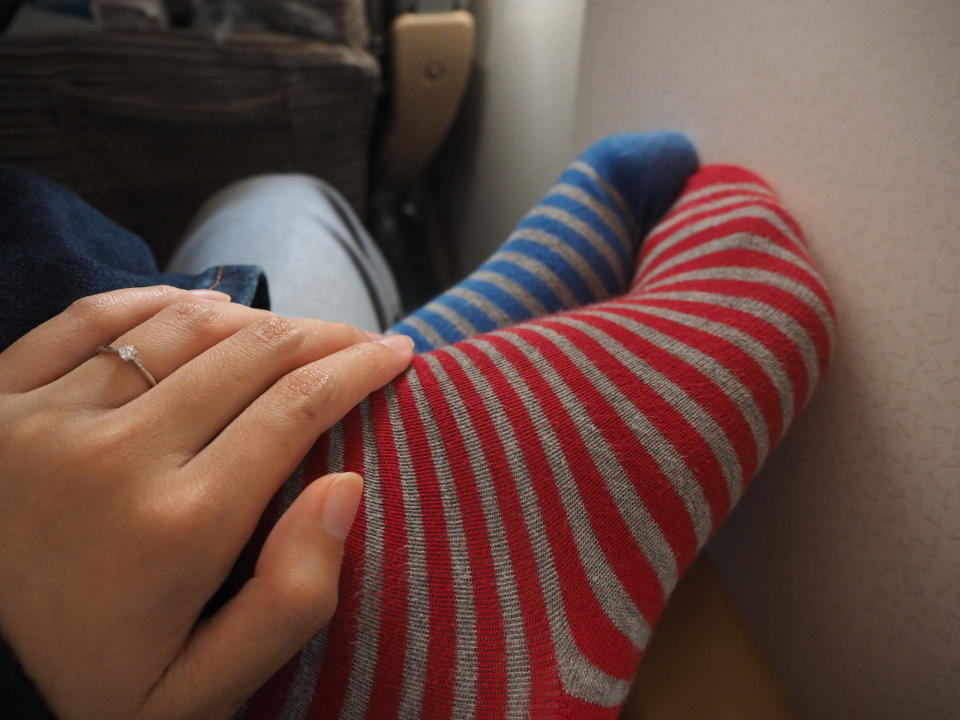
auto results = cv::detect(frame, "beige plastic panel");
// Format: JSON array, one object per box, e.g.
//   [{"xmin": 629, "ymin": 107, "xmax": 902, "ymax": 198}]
[{"xmin": 379, "ymin": 10, "xmax": 475, "ymax": 186}]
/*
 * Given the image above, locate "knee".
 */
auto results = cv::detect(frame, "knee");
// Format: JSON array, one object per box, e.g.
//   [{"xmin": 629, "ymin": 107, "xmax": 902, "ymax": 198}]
[{"xmin": 193, "ymin": 172, "xmax": 350, "ymax": 226}]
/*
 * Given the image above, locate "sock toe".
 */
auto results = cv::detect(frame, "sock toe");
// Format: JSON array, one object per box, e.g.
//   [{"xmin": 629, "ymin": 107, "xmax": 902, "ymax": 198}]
[{"xmin": 572, "ymin": 131, "xmax": 699, "ymax": 231}]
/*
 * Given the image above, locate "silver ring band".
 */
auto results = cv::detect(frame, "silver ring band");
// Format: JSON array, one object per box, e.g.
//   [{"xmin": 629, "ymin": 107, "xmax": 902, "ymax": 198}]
[{"xmin": 98, "ymin": 344, "xmax": 157, "ymax": 387}]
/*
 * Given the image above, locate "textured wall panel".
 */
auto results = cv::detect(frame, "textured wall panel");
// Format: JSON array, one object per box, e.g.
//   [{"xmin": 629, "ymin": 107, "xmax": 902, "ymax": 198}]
[{"xmin": 574, "ymin": 1, "xmax": 959, "ymax": 717}]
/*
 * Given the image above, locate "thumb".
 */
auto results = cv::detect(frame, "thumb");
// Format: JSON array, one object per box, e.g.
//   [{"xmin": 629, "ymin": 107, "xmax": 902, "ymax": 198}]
[{"xmin": 140, "ymin": 472, "xmax": 363, "ymax": 720}]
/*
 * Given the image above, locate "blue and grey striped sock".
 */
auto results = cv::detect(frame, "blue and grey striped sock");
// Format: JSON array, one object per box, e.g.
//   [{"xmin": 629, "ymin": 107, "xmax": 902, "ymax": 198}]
[{"xmin": 390, "ymin": 132, "xmax": 699, "ymax": 352}]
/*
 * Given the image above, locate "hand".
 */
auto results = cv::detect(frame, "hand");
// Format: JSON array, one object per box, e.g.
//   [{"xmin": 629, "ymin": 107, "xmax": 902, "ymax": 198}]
[{"xmin": 0, "ymin": 285, "xmax": 414, "ymax": 720}]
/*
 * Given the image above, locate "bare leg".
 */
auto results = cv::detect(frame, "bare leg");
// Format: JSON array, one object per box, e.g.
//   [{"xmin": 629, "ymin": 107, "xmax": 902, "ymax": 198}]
[{"xmin": 621, "ymin": 554, "xmax": 795, "ymax": 720}]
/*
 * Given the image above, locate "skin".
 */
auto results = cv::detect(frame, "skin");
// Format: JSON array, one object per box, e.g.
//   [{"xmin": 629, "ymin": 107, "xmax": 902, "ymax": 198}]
[
  {"xmin": 620, "ymin": 554, "xmax": 796, "ymax": 720},
  {"xmin": 0, "ymin": 285, "xmax": 414, "ymax": 720}
]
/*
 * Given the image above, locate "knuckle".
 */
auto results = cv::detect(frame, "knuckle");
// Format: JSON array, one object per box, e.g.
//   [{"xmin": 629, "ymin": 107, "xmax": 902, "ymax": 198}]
[
  {"xmin": 147, "ymin": 284, "xmax": 184, "ymax": 302},
  {"xmin": 74, "ymin": 414, "xmax": 143, "ymax": 469},
  {"xmin": 322, "ymin": 320, "xmax": 362, "ymax": 342},
  {"xmin": 160, "ymin": 489, "xmax": 213, "ymax": 541},
  {"xmin": 66, "ymin": 293, "xmax": 113, "ymax": 331},
  {"xmin": 327, "ymin": 320, "xmax": 355, "ymax": 335},
  {"xmin": 101, "ymin": 413, "xmax": 140, "ymax": 449},
  {"xmin": 161, "ymin": 299, "xmax": 222, "ymax": 330},
  {"xmin": 277, "ymin": 571, "xmax": 339, "ymax": 630},
  {"xmin": 248, "ymin": 315, "xmax": 303, "ymax": 350},
  {"xmin": 8, "ymin": 410, "xmax": 144, "ymax": 485},
  {"xmin": 359, "ymin": 341, "xmax": 386, "ymax": 360},
  {"xmin": 66, "ymin": 285, "xmax": 183, "ymax": 332},
  {"xmin": 283, "ymin": 365, "xmax": 338, "ymax": 420},
  {"xmin": 140, "ymin": 482, "xmax": 215, "ymax": 549},
  {"xmin": 6, "ymin": 404, "xmax": 57, "ymax": 449},
  {"xmin": 352, "ymin": 341, "xmax": 391, "ymax": 368}
]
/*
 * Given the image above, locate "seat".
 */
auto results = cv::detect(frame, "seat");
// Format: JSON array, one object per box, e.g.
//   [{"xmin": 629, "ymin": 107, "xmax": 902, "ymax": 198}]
[{"xmin": 0, "ymin": 1, "xmax": 379, "ymax": 265}]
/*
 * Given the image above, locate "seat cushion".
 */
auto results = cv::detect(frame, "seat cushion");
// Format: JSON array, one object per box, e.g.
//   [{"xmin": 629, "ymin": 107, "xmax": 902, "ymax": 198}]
[{"xmin": 0, "ymin": 31, "xmax": 380, "ymax": 263}]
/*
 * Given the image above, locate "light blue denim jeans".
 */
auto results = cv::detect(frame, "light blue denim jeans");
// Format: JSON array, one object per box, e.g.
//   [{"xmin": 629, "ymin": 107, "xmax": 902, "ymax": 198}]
[{"xmin": 166, "ymin": 174, "xmax": 402, "ymax": 332}]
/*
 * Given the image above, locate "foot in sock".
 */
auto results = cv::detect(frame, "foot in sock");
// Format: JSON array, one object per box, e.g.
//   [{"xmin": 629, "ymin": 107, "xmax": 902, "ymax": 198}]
[
  {"xmin": 391, "ymin": 132, "xmax": 699, "ymax": 352},
  {"xmin": 238, "ymin": 144, "xmax": 836, "ymax": 719}
]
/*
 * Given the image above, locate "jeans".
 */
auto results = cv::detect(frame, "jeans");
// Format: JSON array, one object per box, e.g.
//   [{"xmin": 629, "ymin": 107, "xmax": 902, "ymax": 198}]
[
  {"xmin": 0, "ymin": 165, "xmax": 401, "ymax": 352},
  {"xmin": 168, "ymin": 174, "xmax": 402, "ymax": 330}
]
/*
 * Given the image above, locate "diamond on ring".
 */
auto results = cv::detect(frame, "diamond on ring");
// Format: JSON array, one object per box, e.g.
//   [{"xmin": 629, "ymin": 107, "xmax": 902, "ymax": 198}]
[
  {"xmin": 98, "ymin": 343, "xmax": 157, "ymax": 387},
  {"xmin": 117, "ymin": 344, "xmax": 138, "ymax": 362}
]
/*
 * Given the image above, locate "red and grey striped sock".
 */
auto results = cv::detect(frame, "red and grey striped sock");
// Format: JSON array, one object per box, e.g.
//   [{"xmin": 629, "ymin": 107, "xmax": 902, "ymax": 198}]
[{"xmin": 240, "ymin": 163, "xmax": 836, "ymax": 719}]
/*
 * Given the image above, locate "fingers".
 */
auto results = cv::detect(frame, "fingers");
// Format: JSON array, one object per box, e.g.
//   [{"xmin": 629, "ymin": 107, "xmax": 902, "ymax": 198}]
[
  {"xmin": 64, "ymin": 300, "xmax": 267, "ymax": 407},
  {"xmin": 186, "ymin": 335, "xmax": 411, "ymax": 529},
  {"xmin": 139, "ymin": 473, "xmax": 363, "ymax": 720},
  {"xmin": 126, "ymin": 316, "xmax": 386, "ymax": 451},
  {"xmin": 62, "ymin": 301, "xmax": 273, "ymax": 407},
  {"xmin": 0, "ymin": 285, "xmax": 231, "ymax": 394}
]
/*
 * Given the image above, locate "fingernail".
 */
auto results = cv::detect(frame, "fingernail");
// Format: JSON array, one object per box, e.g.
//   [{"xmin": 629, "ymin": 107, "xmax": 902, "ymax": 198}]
[
  {"xmin": 364, "ymin": 330, "xmax": 385, "ymax": 341},
  {"xmin": 376, "ymin": 334, "xmax": 414, "ymax": 353},
  {"xmin": 319, "ymin": 473, "xmax": 364, "ymax": 543},
  {"xmin": 189, "ymin": 289, "xmax": 232, "ymax": 301}
]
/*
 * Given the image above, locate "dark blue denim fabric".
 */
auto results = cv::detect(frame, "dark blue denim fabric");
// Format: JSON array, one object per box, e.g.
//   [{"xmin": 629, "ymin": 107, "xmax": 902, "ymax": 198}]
[{"xmin": 0, "ymin": 164, "xmax": 270, "ymax": 352}]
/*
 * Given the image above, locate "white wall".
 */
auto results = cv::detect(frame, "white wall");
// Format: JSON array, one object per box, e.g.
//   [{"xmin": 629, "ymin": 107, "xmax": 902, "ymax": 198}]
[
  {"xmin": 429, "ymin": 0, "xmax": 586, "ymax": 277},
  {"xmin": 573, "ymin": 2, "xmax": 960, "ymax": 717}
]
